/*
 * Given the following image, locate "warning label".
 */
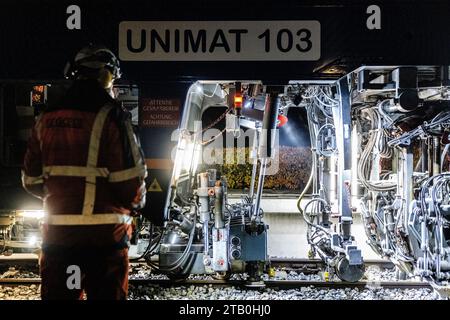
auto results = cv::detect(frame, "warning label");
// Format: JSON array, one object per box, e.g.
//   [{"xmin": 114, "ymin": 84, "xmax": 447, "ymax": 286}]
[
  {"xmin": 148, "ymin": 178, "xmax": 163, "ymax": 192},
  {"xmin": 140, "ymin": 98, "xmax": 180, "ymax": 127}
]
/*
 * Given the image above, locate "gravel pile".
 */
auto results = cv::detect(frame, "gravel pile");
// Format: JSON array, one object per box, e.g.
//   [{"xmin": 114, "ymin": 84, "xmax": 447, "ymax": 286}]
[
  {"xmin": 0, "ymin": 283, "xmax": 438, "ymax": 300},
  {"xmin": 0, "ymin": 263, "xmax": 410, "ymax": 283},
  {"xmin": 363, "ymin": 265, "xmax": 398, "ymax": 282},
  {"xmin": 129, "ymin": 264, "xmax": 162, "ymax": 280},
  {"xmin": 129, "ymin": 265, "xmax": 395, "ymax": 282},
  {"xmin": 128, "ymin": 284, "xmax": 439, "ymax": 300},
  {"xmin": 230, "ymin": 270, "xmax": 323, "ymax": 281},
  {"xmin": 0, "ymin": 285, "xmax": 40, "ymax": 300},
  {"xmin": 0, "ymin": 262, "xmax": 435, "ymax": 300},
  {"xmin": 0, "ymin": 284, "xmax": 439, "ymax": 300},
  {"xmin": 0, "ymin": 267, "xmax": 39, "ymax": 279}
]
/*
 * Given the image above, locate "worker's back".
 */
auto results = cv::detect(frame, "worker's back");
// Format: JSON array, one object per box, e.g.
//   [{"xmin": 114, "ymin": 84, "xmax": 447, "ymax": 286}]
[
  {"xmin": 23, "ymin": 79, "xmax": 147, "ymax": 249},
  {"xmin": 22, "ymin": 45, "xmax": 146, "ymax": 300}
]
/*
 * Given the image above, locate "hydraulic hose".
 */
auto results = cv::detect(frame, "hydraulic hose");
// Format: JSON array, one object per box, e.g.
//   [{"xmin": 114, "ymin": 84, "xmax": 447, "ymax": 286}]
[{"xmin": 297, "ymin": 157, "xmax": 314, "ymax": 215}]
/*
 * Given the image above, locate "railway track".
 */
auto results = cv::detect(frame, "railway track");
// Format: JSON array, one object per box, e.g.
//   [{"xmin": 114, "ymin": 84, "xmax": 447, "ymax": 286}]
[
  {"xmin": 0, "ymin": 256, "xmax": 395, "ymax": 268},
  {"xmin": 269, "ymin": 258, "xmax": 394, "ymax": 271},
  {"xmin": 129, "ymin": 278, "xmax": 432, "ymax": 290},
  {"xmin": 0, "ymin": 266, "xmax": 439, "ymax": 300},
  {"xmin": 0, "ymin": 255, "xmax": 427, "ymax": 293},
  {"xmin": 0, "ymin": 257, "xmax": 397, "ymax": 281},
  {"xmin": 0, "ymin": 277, "xmax": 432, "ymax": 291}
]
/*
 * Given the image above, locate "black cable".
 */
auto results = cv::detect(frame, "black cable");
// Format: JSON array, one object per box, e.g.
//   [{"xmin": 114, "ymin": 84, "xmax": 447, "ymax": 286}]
[{"xmin": 129, "ymin": 221, "xmax": 160, "ymax": 262}]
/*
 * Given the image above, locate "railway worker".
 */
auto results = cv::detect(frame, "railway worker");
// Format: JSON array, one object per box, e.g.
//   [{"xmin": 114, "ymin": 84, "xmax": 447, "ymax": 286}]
[{"xmin": 22, "ymin": 44, "xmax": 147, "ymax": 300}]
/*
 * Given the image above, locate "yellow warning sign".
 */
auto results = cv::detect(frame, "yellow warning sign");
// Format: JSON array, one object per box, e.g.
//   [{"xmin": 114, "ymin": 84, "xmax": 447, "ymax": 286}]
[{"xmin": 148, "ymin": 178, "xmax": 163, "ymax": 192}]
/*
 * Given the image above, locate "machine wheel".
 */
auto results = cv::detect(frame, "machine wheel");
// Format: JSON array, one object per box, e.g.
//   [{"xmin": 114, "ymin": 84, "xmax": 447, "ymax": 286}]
[
  {"xmin": 335, "ymin": 257, "xmax": 365, "ymax": 282},
  {"xmin": 167, "ymin": 273, "xmax": 190, "ymax": 282},
  {"xmin": 396, "ymin": 268, "xmax": 407, "ymax": 280},
  {"xmin": 212, "ymin": 271, "xmax": 231, "ymax": 280}
]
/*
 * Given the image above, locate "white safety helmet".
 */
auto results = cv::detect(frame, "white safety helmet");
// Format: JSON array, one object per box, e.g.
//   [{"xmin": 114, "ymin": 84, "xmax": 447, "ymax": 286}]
[{"xmin": 64, "ymin": 44, "xmax": 122, "ymax": 80}]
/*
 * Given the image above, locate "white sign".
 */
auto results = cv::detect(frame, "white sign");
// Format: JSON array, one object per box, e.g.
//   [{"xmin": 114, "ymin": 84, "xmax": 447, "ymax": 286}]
[{"xmin": 119, "ymin": 21, "xmax": 320, "ymax": 61}]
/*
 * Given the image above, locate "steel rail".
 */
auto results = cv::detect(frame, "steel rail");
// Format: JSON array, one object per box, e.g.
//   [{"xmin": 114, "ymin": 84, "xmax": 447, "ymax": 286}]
[{"xmin": 0, "ymin": 277, "xmax": 432, "ymax": 291}]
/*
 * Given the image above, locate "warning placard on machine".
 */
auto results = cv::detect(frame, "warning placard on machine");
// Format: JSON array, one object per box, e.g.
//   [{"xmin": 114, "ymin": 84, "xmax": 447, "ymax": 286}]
[
  {"xmin": 140, "ymin": 98, "xmax": 180, "ymax": 128},
  {"xmin": 148, "ymin": 178, "xmax": 163, "ymax": 192}
]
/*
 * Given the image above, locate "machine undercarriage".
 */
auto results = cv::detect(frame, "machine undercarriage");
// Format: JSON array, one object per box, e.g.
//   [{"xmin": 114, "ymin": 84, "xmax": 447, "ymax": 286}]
[
  {"xmin": 290, "ymin": 66, "xmax": 450, "ymax": 288},
  {"xmin": 141, "ymin": 79, "xmax": 367, "ymax": 284},
  {"xmin": 147, "ymin": 81, "xmax": 277, "ymax": 285},
  {"xmin": 350, "ymin": 66, "xmax": 450, "ymax": 287}
]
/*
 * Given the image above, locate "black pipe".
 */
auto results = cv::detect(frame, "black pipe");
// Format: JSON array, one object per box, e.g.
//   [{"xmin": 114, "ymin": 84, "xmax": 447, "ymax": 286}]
[
  {"xmin": 421, "ymin": 139, "xmax": 428, "ymax": 173},
  {"xmin": 428, "ymin": 137, "xmax": 433, "ymax": 176},
  {"xmin": 259, "ymin": 90, "xmax": 280, "ymax": 158}
]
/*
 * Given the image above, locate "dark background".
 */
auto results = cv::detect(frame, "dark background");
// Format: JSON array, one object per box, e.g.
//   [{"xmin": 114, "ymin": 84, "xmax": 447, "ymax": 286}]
[
  {"xmin": 0, "ymin": 0, "xmax": 449, "ymax": 82},
  {"xmin": 0, "ymin": 0, "xmax": 449, "ymax": 223}
]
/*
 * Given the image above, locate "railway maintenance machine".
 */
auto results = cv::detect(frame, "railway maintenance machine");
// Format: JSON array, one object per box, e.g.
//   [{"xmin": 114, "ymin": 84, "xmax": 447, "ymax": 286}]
[
  {"xmin": 131, "ymin": 66, "xmax": 448, "ymax": 287},
  {"xmin": 295, "ymin": 66, "xmax": 450, "ymax": 289},
  {"xmin": 145, "ymin": 65, "xmax": 450, "ymax": 289},
  {"xmin": 142, "ymin": 79, "xmax": 367, "ymax": 284},
  {"xmin": 153, "ymin": 82, "xmax": 278, "ymax": 284},
  {"xmin": 2, "ymin": 66, "xmax": 450, "ymax": 291}
]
